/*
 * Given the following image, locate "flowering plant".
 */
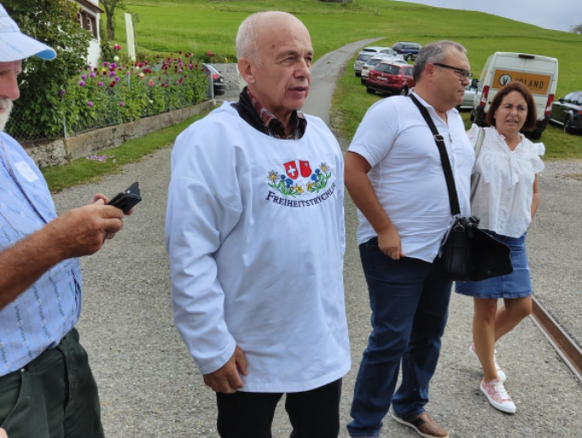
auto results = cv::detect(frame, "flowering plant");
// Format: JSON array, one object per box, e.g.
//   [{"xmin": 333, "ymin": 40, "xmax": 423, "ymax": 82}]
[{"xmin": 59, "ymin": 52, "xmax": 209, "ymax": 136}]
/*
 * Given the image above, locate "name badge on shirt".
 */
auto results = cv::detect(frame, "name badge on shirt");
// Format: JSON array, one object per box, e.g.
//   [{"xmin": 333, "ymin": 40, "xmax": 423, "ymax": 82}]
[{"xmin": 14, "ymin": 161, "xmax": 39, "ymax": 183}]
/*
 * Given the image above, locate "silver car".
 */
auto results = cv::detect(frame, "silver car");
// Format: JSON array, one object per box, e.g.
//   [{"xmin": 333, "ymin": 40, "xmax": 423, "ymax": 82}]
[
  {"xmin": 458, "ymin": 79, "xmax": 479, "ymax": 110},
  {"xmin": 354, "ymin": 47, "xmax": 403, "ymax": 76},
  {"xmin": 361, "ymin": 56, "xmax": 408, "ymax": 84}
]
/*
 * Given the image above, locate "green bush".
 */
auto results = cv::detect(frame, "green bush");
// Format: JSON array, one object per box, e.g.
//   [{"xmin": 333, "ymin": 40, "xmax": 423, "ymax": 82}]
[{"xmin": 4, "ymin": 0, "xmax": 91, "ymax": 140}]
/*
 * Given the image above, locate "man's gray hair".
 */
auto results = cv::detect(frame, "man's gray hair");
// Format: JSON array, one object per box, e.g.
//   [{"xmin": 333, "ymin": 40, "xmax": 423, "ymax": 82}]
[
  {"xmin": 412, "ymin": 40, "xmax": 466, "ymax": 82},
  {"xmin": 236, "ymin": 11, "xmax": 282, "ymax": 63},
  {"xmin": 236, "ymin": 13, "xmax": 261, "ymax": 63}
]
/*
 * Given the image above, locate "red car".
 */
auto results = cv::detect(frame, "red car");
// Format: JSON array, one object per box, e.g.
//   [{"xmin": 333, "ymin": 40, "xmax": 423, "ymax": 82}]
[{"xmin": 366, "ymin": 62, "xmax": 415, "ymax": 96}]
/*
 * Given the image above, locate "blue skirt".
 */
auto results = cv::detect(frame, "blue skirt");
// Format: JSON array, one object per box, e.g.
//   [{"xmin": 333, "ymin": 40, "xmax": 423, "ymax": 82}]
[{"xmin": 455, "ymin": 231, "xmax": 532, "ymax": 299}]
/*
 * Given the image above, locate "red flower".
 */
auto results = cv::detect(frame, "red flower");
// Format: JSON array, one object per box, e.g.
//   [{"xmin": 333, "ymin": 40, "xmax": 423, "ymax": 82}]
[{"xmin": 109, "ymin": 81, "xmax": 116, "ymax": 88}]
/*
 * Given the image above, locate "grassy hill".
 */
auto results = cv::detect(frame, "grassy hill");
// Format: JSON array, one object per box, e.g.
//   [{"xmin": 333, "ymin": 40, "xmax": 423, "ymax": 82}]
[{"xmin": 112, "ymin": 0, "xmax": 582, "ymax": 157}]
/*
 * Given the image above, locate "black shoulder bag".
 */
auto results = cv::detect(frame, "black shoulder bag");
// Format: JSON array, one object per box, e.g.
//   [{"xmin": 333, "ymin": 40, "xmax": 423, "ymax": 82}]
[{"xmin": 409, "ymin": 94, "xmax": 513, "ymax": 282}]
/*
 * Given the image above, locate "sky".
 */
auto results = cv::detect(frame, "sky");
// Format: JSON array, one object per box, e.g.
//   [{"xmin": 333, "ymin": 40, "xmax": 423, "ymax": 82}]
[{"xmin": 393, "ymin": 0, "xmax": 582, "ymax": 32}]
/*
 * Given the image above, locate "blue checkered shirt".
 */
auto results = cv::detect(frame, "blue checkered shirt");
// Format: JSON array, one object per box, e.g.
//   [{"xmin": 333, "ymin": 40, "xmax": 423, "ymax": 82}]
[{"xmin": 0, "ymin": 133, "xmax": 82, "ymax": 376}]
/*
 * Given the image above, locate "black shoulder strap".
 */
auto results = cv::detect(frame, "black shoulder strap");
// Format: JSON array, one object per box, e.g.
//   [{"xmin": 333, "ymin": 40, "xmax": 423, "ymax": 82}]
[{"xmin": 409, "ymin": 94, "xmax": 460, "ymax": 216}]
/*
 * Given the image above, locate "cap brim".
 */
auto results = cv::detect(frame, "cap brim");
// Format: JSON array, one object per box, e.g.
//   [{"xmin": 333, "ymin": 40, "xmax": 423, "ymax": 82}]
[{"xmin": 0, "ymin": 32, "xmax": 56, "ymax": 62}]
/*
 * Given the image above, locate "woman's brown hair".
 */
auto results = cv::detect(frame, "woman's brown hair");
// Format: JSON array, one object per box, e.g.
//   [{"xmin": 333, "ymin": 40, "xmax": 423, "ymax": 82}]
[{"xmin": 486, "ymin": 81, "xmax": 537, "ymax": 131}]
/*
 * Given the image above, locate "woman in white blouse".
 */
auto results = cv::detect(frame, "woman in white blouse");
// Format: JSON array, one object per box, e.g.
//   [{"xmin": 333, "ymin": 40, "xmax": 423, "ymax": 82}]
[{"xmin": 457, "ymin": 81, "xmax": 544, "ymax": 414}]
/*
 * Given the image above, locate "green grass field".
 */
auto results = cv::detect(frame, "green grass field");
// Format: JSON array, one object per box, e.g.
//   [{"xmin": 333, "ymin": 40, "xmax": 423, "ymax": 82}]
[{"xmin": 110, "ymin": 0, "xmax": 582, "ymax": 158}]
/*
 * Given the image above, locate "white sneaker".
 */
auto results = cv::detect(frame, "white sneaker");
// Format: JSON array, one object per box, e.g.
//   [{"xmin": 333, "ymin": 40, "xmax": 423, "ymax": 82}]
[
  {"xmin": 480, "ymin": 378, "xmax": 517, "ymax": 414},
  {"xmin": 469, "ymin": 344, "xmax": 506, "ymax": 383}
]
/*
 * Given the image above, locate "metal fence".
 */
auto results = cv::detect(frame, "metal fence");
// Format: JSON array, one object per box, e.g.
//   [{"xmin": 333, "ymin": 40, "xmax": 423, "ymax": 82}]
[{"xmin": 6, "ymin": 73, "xmax": 213, "ymax": 144}]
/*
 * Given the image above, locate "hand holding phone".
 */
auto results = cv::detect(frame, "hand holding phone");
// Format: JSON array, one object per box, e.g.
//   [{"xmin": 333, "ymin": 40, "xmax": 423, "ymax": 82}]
[{"xmin": 107, "ymin": 182, "xmax": 142, "ymax": 214}]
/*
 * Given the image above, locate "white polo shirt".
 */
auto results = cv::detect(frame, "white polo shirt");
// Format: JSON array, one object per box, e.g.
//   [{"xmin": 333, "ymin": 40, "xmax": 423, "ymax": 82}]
[{"xmin": 349, "ymin": 92, "xmax": 474, "ymax": 263}]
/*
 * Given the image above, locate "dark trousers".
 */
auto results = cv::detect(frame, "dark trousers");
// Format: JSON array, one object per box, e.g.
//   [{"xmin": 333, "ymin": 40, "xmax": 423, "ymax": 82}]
[
  {"xmin": 0, "ymin": 328, "xmax": 104, "ymax": 438},
  {"xmin": 216, "ymin": 378, "xmax": 342, "ymax": 438},
  {"xmin": 347, "ymin": 239, "xmax": 452, "ymax": 437}
]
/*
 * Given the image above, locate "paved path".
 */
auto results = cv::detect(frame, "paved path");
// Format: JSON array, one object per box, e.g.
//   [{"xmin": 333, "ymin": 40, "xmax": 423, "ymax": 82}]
[{"xmin": 53, "ymin": 39, "xmax": 582, "ymax": 437}]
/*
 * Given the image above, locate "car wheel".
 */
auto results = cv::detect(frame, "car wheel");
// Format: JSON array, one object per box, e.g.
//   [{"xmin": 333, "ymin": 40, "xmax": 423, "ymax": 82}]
[
  {"xmin": 405, "ymin": 54, "xmax": 411, "ymax": 61},
  {"xmin": 399, "ymin": 87, "xmax": 408, "ymax": 96},
  {"xmin": 361, "ymin": 78, "xmax": 367, "ymax": 85},
  {"xmin": 366, "ymin": 87, "xmax": 375, "ymax": 94},
  {"xmin": 564, "ymin": 115, "xmax": 577, "ymax": 134},
  {"xmin": 355, "ymin": 72, "xmax": 361, "ymax": 77}
]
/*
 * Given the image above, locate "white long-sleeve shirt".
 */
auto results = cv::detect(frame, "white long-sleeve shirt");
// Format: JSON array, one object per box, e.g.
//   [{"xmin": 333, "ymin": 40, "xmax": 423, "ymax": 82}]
[{"xmin": 165, "ymin": 102, "xmax": 350, "ymax": 393}]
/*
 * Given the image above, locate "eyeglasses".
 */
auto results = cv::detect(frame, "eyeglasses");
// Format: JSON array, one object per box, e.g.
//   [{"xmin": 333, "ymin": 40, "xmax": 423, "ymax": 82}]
[{"xmin": 433, "ymin": 63, "xmax": 473, "ymax": 80}]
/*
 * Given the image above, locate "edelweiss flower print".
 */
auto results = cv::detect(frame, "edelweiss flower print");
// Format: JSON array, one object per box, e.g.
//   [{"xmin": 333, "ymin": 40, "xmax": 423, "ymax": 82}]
[{"xmin": 266, "ymin": 161, "xmax": 336, "ymax": 207}]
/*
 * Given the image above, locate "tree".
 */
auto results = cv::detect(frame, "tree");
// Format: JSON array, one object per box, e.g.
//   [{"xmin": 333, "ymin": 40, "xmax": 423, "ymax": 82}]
[
  {"xmin": 4, "ymin": 0, "xmax": 91, "ymax": 140},
  {"xmin": 100, "ymin": 0, "xmax": 125, "ymax": 40},
  {"xmin": 570, "ymin": 23, "xmax": 582, "ymax": 34}
]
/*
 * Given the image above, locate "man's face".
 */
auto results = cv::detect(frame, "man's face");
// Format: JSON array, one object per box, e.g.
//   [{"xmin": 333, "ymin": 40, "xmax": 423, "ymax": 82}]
[
  {"xmin": 244, "ymin": 16, "xmax": 313, "ymax": 121},
  {"xmin": 432, "ymin": 49, "xmax": 471, "ymax": 109},
  {"xmin": 0, "ymin": 60, "xmax": 22, "ymax": 131}
]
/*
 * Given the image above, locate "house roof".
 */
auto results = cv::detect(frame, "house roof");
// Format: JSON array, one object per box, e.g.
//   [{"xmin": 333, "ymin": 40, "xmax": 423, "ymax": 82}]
[{"xmin": 75, "ymin": 0, "xmax": 104, "ymax": 14}]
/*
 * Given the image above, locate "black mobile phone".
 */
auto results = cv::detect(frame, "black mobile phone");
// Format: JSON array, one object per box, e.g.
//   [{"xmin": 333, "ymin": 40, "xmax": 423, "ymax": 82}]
[{"xmin": 107, "ymin": 182, "xmax": 142, "ymax": 214}]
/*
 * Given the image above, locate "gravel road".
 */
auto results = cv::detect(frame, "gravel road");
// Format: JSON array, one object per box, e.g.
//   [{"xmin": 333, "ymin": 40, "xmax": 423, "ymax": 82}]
[{"xmin": 52, "ymin": 39, "xmax": 582, "ymax": 437}]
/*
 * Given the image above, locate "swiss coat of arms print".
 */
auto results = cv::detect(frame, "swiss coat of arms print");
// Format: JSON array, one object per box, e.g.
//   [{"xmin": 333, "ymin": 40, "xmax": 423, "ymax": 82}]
[{"xmin": 267, "ymin": 161, "xmax": 332, "ymax": 197}]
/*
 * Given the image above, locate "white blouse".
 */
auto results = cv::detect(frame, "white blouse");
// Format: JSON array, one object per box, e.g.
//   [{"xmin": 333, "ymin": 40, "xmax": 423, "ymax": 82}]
[{"xmin": 469, "ymin": 124, "xmax": 544, "ymax": 238}]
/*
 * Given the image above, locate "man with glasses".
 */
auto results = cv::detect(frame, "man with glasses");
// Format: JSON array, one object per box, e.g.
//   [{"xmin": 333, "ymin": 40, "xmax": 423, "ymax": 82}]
[{"xmin": 345, "ymin": 41, "xmax": 473, "ymax": 438}]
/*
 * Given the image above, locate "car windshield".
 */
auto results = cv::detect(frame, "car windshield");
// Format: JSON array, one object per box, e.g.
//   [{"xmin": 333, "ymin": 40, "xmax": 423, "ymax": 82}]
[
  {"xmin": 357, "ymin": 54, "xmax": 373, "ymax": 62},
  {"xmin": 375, "ymin": 64, "xmax": 401, "ymax": 75},
  {"xmin": 366, "ymin": 59, "xmax": 383, "ymax": 67}
]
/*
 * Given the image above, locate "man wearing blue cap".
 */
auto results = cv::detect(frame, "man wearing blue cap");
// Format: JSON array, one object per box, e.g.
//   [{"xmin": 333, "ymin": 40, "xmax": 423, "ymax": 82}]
[{"xmin": 0, "ymin": 4, "xmax": 127, "ymax": 437}]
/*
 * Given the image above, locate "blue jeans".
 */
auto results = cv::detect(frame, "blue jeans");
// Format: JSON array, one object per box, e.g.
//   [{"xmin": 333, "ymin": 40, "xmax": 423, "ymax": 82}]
[{"xmin": 347, "ymin": 238, "xmax": 453, "ymax": 438}]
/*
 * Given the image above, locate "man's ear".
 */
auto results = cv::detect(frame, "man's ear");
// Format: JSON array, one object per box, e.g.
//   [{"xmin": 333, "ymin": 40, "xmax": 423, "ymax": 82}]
[{"xmin": 238, "ymin": 57, "xmax": 256, "ymax": 84}]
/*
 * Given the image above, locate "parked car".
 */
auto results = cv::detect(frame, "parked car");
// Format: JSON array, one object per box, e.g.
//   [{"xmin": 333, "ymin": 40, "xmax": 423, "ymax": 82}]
[
  {"xmin": 202, "ymin": 63, "xmax": 225, "ymax": 96},
  {"xmin": 366, "ymin": 62, "xmax": 415, "ymax": 96},
  {"xmin": 392, "ymin": 42, "xmax": 422, "ymax": 61},
  {"xmin": 360, "ymin": 55, "xmax": 407, "ymax": 85},
  {"xmin": 549, "ymin": 91, "xmax": 582, "ymax": 134},
  {"xmin": 353, "ymin": 47, "xmax": 403, "ymax": 76},
  {"xmin": 458, "ymin": 79, "xmax": 479, "ymax": 110}
]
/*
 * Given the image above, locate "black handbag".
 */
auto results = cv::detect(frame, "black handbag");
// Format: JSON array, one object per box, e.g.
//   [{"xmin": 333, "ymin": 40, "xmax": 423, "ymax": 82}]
[{"xmin": 409, "ymin": 94, "xmax": 513, "ymax": 282}]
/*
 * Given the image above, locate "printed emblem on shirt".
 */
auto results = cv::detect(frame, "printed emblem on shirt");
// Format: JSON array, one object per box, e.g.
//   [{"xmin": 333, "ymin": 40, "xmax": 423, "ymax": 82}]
[{"xmin": 265, "ymin": 160, "xmax": 335, "ymax": 207}]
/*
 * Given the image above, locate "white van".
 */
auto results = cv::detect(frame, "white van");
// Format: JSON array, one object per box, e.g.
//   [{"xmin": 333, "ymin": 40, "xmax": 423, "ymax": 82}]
[{"xmin": 470, "ymin": 52, "xmax": 559, "ymax": 138}]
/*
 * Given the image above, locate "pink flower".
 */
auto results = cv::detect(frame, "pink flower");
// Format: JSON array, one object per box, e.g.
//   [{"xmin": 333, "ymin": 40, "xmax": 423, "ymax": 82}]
[
  {"xmin": 206, "ymin": 50, "xmax": 214, "ymax": 57},
  {"xmin": 81, "ymin": 74, "xmax": 87, "ymax": 80},
  {"xmin": 79, "ymin": 80, "xmax": 86, "ymax": 87},
  {"xmin": 149, "ymin": 79, "xmax": 155, "ymax": 87},
  {"xmin": 97, "ymin": 81, "xmax": 104, "ymax": 87},
  {"xmin": 89, "ymin": 72, "xmax": 96, "ymax": 78},
  {"xmin": 119, "ymin": 102, "xmax": 125, "ymax": 107},
  {"xmin": 87, "ymin": 101, "xmax": 94, "ymax": 107}
]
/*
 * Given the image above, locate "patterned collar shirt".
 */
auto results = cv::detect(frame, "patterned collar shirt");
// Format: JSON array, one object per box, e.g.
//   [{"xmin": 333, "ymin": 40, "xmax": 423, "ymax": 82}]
[
  {"xmin": 246, "ymin": 88, "xmax": 307, "ymax": 140},
  {"xmin": 0, "ymin": 133, "xmax": 82, "ymax": 376}
]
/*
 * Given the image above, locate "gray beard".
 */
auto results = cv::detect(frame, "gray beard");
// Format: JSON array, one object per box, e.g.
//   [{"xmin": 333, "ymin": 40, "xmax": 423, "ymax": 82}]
[{"xmin": 0, "ymin": 99, "xmax": 13, "ymax": 132}]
